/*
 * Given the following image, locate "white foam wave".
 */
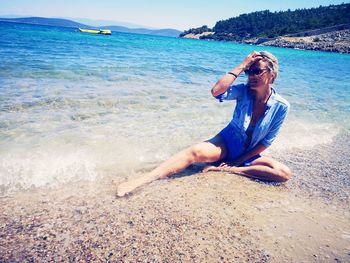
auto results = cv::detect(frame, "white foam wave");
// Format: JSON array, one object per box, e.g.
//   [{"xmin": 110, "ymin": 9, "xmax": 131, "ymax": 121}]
[
  {"xmin": 0, "ymin": 134, "xmax": 175, "ymax": 195},
  {"xmin": 271, "ymin": 120, "xmax": 340, "ymax": 151},
  {"xmin": 0, "ymin": 148, "xmax": 98, "ymax": 195}
]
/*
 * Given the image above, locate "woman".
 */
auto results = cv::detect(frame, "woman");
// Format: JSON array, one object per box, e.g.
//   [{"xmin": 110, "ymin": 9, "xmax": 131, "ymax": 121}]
[{"xmin": 117, "ymin": 51, "xmax": 291, "ymax": 197}]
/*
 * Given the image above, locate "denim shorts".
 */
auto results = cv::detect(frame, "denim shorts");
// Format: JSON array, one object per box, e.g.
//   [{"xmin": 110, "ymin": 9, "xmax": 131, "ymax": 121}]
[
  {"xmin": 219, "ymin": 124, "xmax": 261, "ymax": 166},
  {"xmin": 240, "ymin": 154, "xmax": 261, "ymax": 167},
  {"xmin": 219, "ymin": 124, "xmax": 245, "ymax": 161}
]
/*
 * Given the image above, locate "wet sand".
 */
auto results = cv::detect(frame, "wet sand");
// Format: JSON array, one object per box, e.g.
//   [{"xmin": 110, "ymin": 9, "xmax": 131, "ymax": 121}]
[{"xmin": 1, "ymin": 133, "xmax": 349, "ymax": 262}]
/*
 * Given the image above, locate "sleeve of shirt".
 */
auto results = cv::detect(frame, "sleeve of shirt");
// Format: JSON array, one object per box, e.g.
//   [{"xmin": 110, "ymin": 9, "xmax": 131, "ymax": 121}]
[
  {"xmin": 215, "ymin": 83, "xmax": 246, "ymax": 102},
  {"xmin": 260, "ymin": 104, "xmax": 289, "ymax": 147}
]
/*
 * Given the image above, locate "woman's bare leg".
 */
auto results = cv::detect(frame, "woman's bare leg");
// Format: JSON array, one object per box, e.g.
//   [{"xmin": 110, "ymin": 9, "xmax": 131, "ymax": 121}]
[
  {"xmin": 203, "ymin": 156, "xmax": 292, "ymax": 182},
  {"xmin": 117, "ymin": 134, "xmax": 227, "ymax": 197}
]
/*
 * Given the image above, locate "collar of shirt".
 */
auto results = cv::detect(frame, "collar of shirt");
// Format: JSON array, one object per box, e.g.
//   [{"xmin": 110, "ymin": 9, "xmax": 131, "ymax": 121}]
[{"xmin": 266, "ymin": 87, "xmax": 277, "ymax": 110}]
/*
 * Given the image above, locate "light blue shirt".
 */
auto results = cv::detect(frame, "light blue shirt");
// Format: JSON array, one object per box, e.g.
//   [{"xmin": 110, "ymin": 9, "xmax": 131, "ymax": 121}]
[{"xmin": 215, "ymin": 83, "xmax": 290, "ymax": 150}]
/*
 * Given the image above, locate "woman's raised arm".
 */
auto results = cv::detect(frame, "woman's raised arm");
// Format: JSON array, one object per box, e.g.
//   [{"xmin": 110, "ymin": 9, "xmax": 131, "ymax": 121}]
[{"xmin": 211, "ymin": 51, "xmax": 262, "ymax": 97}]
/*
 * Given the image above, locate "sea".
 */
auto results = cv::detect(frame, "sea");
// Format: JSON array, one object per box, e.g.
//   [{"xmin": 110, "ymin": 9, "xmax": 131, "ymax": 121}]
[{"xmin": 0, "ymin": 21, "xmax": 349, "ymax": 197}]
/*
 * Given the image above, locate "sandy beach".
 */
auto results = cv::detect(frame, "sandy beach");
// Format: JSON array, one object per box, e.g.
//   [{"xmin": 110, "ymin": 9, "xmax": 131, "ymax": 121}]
[{"xmin": 1, "ymin": 133, "xmax": 349, "ymax": 262}]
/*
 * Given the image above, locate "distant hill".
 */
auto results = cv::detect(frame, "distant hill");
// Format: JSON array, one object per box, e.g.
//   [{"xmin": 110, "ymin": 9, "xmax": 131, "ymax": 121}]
[
  {"xmin": 60, "ymin": 17, "xmax": 147, "ymax": 28},
  {"xmin": 0, "ymin": 17, "xmax": 181, "ymax": 37},
  {"xmin": 99, "ymin": 25, "xmax": 181, "ymax": 37},
  {"xmin": 0, "ymin": 17, "xmax": 87, "ymax": 28}
]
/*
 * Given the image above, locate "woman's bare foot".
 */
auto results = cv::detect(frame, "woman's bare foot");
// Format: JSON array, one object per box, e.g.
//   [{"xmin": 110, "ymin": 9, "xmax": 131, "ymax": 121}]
[
  {"xmin": 116, "ymin": 181, "xmax": 137, "ymax": 197},
  {"xmin": 116, "ymin": 174, "xmax": 158, "ymax": 197}
]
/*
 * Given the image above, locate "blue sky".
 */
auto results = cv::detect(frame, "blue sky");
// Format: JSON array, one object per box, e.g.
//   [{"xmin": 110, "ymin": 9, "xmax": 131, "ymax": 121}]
[{"xmin": 0, "ymin": 0, "xmax": 348, "ymax": 30}]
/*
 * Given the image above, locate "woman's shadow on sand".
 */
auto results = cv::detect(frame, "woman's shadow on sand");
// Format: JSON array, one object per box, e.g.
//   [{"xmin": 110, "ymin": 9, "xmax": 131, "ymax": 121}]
[
  {"xmin": 171, "ymin": 163, "xmax": 284, "ymax": 187},
  {"xmin": 171, "ymin": 163, "xmax": 208, "ymax": 179}
]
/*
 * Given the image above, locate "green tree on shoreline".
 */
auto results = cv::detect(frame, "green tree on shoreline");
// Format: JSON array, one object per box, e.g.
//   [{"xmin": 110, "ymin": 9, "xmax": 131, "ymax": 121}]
[{"xmin": 181, "ymin": 3, "xmax": 350, "ymax": 41}]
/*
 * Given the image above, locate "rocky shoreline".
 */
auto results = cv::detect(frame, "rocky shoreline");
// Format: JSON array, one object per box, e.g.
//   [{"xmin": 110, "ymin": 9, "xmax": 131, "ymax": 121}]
[
  {"xmin": 258, "ymin": 29, "xmax": 350, "ymax": 53},
  {"xmin": 182, "ymin": 29, "xmax": 350, "ymax": 54}
]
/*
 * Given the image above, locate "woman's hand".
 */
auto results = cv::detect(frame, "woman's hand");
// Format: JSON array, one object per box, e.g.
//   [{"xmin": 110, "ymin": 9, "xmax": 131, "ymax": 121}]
[
  {"xmin": 240, "ymin": 51, "xmax": 262, "ymax": 70},
  {"xmin": 220, "ymin": 160, "xmax": 242, "ymax": 167},
  {"xmin": 202, "ymin": 162, "xmax": 237, "ymax": 173}
]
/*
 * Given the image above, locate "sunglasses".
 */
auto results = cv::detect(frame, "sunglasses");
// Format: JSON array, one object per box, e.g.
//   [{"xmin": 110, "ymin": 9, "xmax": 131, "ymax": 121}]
[{"xmin": 244, "ymin": 68, "xmax": 270, "ymax": 76}]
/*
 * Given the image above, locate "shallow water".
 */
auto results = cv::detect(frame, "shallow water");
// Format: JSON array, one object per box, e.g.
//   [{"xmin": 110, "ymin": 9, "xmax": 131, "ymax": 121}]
[{"xmin": 0, "ymin": 21, "xmax": 349, "ymax": 196}]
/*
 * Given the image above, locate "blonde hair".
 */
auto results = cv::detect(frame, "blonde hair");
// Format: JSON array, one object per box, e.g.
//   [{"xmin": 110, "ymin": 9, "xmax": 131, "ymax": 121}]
[{"xmin": 259, "ymin": 51, "xmax": 278, "ymax": 83}]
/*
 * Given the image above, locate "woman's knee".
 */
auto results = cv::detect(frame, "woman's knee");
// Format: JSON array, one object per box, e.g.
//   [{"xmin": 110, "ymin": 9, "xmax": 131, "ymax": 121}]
[
  {"xmin": 277, "ymin": 164, "xmax": 292, "ymax": 182},
  {"xmin": 189, "ymin": 143, "xmax": 221, "ymax": 163},
  {"xmin": 261, "ymin": 157, "xmax": 292, "ymax": 182},
  {"xmin": 189, "ymin": 144, "xmax": 206, "ymax": 162}
]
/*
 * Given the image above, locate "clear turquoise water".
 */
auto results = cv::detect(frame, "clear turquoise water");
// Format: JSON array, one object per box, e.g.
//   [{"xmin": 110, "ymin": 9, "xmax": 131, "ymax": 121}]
[{"xmin": 1, "ymin": 22, "xmax": 349, "ymax": 194}]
